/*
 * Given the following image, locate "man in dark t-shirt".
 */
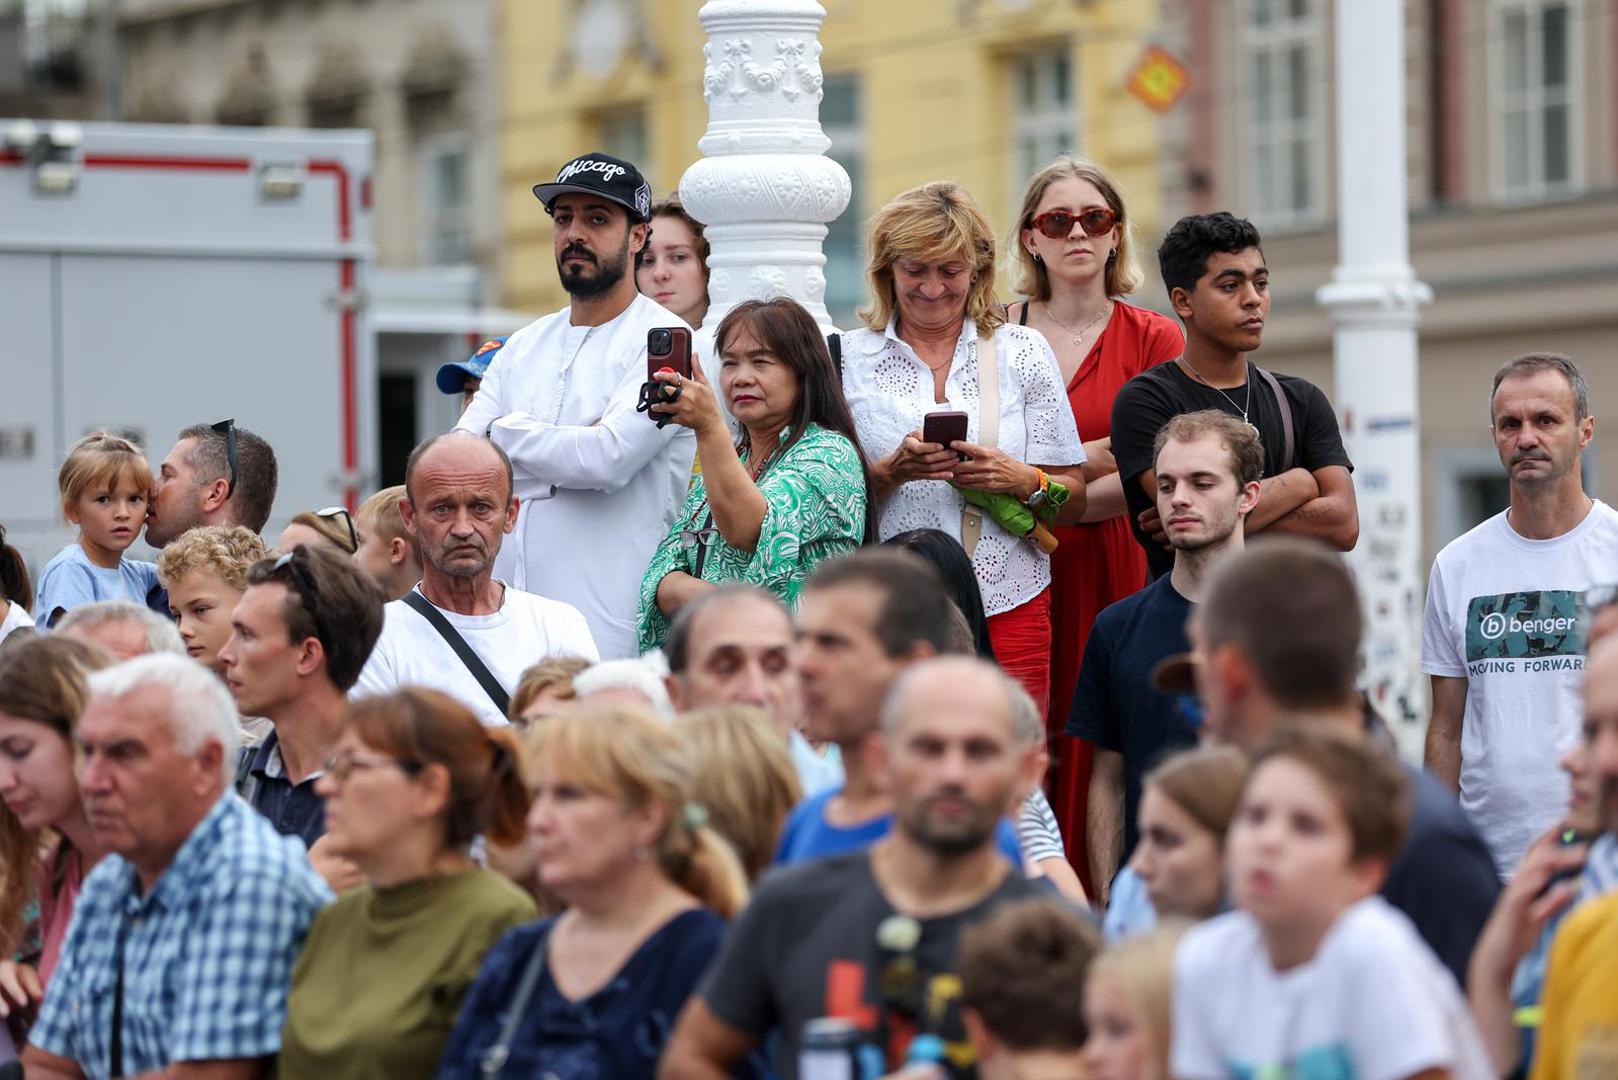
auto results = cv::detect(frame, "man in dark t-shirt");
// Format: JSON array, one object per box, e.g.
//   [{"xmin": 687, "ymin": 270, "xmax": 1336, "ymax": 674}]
[
  {"xmin": 1068, "ymin": 412, "xmax": 1263, "ymax": 899},
  {"xmin": 1111, "ymin": 212, "xmax": 1357, "ymax": 580},
  {"xmin": 662, "ymin": 657, "xmax": 1051, "ymax": 1080}
]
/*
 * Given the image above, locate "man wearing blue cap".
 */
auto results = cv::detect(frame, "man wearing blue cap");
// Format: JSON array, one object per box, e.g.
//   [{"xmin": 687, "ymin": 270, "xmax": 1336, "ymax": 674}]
[
  {"xmin": 456, "ymin": 152, "xmax": 695, "ymax": 658},
  {"xmin": 438, "ymin": 337, "xmax": 507, "ymax": 414}
]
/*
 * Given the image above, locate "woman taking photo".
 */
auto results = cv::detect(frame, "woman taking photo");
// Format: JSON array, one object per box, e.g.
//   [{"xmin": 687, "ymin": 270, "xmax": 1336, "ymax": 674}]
[
  {"xmin": 636, "ymin": 194, "xmax": 711, "ymax": 329},
  {"xmin": 843, "ymin": 180, "xmax": 1086, "ymax": 711},
  {"xmin": 637, "ymin": 296, "xmax": 869, "ymax": 652},
  {"xmin": 1008, "ymin": 157, "xmax": 1184, "ymax": 864},
  {"xmin": 437, "ymin": 706, "xmax": 751, "ymax": 1077},
  {"xmin": 279, "ymin": 688, "xmax": 536, "ymax": 1079},
  {"xmin": 0, "ymin": 636, "xmax": 113, "ymax": 1024}
]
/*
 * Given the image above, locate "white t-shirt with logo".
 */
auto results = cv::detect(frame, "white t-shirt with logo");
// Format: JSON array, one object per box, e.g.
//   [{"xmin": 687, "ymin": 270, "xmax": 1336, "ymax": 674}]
[
  {"xmin": 1421, "ymin": 500, "xmax": 1618, "ymax": 875},
  {"xmin": 352, "ymin": 583, "xmax": 600, "ymax": 726},
  {"xmin": 1172, "ymin": 897, "xmax": 1492, "ymax": 1080}
]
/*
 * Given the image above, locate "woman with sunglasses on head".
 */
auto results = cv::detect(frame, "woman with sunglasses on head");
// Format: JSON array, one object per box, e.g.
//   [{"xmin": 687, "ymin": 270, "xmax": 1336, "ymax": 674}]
[
  {"xmin": 278, "ymin": 687, "xmax": 536, "ymax": 1080},
  {"xmin": 276, "ymin": 506, "xmax": 359, "ymax": 556},
  {"xmin": 1007, "ymin": 157, "xmax": 1184, "ymax": 879},
  {"xmin": 637, "ymin": 296, "xmax": 869, "ymax": 652},
  {"xmin": 436, "ymin": 705, "xmax": 754, "ymax": 1078},
  {"xmin": 0, "ymin": 636, "xmax": 114, "ymax": 1032},
  {"xmin": 842, "ymin": 181, "xmax": 1087, "ymax": 715}
]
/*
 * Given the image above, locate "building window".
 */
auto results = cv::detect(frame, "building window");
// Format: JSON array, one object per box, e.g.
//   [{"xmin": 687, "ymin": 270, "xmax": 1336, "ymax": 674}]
[
  {"xmin": 1008, "ymin": 48, "xmax": 1075, "ymax": 199},
  {"xmin": 1241, "ymin": 0, "xmax": 1323, "ymax": 227},
  {"xmin": 1493, "ymin": 0, "xmax": 1577, "ymax": 201},
  {"xmin": 594, "ymin": 108, "xmax": 649, "ymax": 184},
  {"xmin": 420, "ymin": 136, "xmax": 472, "ymax": 266},
  {"xmin": 822, "ymin": 74, "xmax": 863, "ymax": 329}
]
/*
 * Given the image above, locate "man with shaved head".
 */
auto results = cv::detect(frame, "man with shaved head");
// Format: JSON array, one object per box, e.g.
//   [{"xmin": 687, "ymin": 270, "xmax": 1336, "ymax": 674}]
[{"xmin": 352, "ymin": 432, "xmax": 599, "ymax": 726}]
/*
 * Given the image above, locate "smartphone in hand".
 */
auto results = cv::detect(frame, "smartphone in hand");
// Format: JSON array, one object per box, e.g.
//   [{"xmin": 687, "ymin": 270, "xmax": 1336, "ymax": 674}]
[
  {"xmin": 922, "ymin": 410, "xmax": 970, "ymax": 460},
  {"xmin": 647, "ymin": 327, "xmax": 694, "ymax": 381}
]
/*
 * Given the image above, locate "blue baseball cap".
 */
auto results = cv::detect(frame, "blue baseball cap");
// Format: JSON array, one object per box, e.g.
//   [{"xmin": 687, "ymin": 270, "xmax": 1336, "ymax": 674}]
[{"xmin": 437, "ymin": 337, "xmax": 507, "ymax": 395}]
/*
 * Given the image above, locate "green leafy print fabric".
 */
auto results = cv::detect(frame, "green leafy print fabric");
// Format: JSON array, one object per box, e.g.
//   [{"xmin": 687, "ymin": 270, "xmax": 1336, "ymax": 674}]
[{"xmin": 636, "ymin": 423, "xmax": 866, "ymax": 652}]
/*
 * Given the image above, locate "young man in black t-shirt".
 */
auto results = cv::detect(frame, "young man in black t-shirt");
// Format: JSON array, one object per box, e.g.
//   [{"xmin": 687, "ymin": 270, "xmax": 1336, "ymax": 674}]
[{"xmin": 1110, "ymin": 212, "xmax": 1357, "ymax": 579}]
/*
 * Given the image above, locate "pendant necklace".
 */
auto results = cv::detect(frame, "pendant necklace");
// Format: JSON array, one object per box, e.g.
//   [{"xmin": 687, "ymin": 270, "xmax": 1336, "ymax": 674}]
[
  {"xmin": 1044, "ymin": 300, "xmax": 1111, "ymax": 347},
  {"xmin": 1178, "ymin": 356, "xmax": 1258, "ymax": 436}
]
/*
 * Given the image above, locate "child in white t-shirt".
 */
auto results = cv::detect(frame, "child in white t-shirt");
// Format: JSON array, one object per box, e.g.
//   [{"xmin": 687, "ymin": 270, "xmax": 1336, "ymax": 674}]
[{"xmin": 1172, "ymin": 725, "xmax": 1493, "ymax": 1080}]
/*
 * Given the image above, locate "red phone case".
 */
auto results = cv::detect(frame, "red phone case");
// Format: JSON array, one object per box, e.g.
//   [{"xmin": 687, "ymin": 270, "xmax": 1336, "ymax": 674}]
[{"xmin": 648, "ymin": 327, "xmax": 694, "ymax": 381}]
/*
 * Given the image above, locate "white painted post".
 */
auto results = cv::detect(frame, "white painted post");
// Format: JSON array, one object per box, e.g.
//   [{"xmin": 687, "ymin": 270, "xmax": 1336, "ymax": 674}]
[
  {"xmin": 1315, "ymin": 0, "xmax": 1433, "ymax": 749},
  {"xmin": 678, "ymin": 0, "xmax": 851, "ymax": 333}
]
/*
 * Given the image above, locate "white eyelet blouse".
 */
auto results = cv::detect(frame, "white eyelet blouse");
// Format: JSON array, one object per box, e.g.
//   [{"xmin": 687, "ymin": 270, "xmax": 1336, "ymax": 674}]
[{"xmin": 840, "ymin": 319, "xmax": 1085, "ymax": 616}]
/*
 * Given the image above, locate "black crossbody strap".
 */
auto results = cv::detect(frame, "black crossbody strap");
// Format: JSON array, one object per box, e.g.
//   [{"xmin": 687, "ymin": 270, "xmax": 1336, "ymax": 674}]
[
  {"xmin": 826, "ymin": 332, "xmax": 842, "ymax": 377},
  {"xmin": 402, "ymin": 591, "xmax": 510, "ymax": 716},
  {"xmin": 1254, "ymin": 365, "xmax": 1297, "ymax": 474}
]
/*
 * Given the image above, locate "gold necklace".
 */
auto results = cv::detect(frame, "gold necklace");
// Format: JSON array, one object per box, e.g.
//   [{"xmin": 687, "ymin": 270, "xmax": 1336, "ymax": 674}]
[{"xmin": 1043, "ymin": 300, "xmax": 1111, "ymax": 346}]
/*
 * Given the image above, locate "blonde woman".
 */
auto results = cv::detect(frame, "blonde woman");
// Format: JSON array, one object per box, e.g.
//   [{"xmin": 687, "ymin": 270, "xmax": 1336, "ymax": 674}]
[
  {"xmin": 1007, "ymin": 156, "xmax": 1184, "ymax": 870},
  {"xmin": 681, "ymin": 705, "xmax": 802, "ymax": 881},
  {"xmin": 437, "ymin": 706, "xmax": 750, "ymax": 1078},
  {"xmin": 1083, "ymin": 924, "xmax": 1187, "ymax": 1080},
  {"xmin": 842, "ymin": 180, "xmax": 1087, "ymax": 712}
]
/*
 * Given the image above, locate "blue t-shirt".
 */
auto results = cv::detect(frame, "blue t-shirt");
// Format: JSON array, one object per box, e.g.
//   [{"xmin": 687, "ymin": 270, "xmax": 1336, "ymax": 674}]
[
  {"xmin": 1065, "ymin": 573, "xmax": 1198, "ymax": 860},
  {"xmin": 775, "ymin": 786, "xmax": 1024, "ymax": 866},
  {"xmin": 34, "ymin": 543, "xmax": 162, "ymax": 630}
]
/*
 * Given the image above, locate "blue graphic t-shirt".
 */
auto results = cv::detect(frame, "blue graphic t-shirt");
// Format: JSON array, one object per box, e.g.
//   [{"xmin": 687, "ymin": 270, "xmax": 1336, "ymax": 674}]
[{"xmin": 1421, "ymin": 500, "xmax": 1618, "ymax": 876}]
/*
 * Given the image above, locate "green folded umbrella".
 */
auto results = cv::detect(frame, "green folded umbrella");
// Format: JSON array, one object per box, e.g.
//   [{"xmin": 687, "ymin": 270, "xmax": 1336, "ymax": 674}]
[{"xmin": 954, "ymin": 478, "xmax": 1070, "ymax": 538}]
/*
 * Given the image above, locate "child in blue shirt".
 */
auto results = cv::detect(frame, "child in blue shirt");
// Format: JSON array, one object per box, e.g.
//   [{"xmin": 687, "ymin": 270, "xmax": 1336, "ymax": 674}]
[{"xmin": 35, "ymin": 431, "xmax": 162, "ymax": 629}]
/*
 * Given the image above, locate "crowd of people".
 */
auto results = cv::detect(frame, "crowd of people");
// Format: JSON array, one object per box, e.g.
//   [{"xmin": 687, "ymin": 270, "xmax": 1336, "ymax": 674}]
[{"xmin": 0, "ymin": 144, "xmax": 1612, "ymax": 1080}]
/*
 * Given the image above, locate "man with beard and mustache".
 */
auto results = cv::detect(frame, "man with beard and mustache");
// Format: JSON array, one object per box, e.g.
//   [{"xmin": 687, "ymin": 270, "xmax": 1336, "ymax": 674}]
[
  {"xmin": 352, "ymin": 433, "xmax": 599, "ymax": 726},
  {"xmin": 1067, "ymin": 410, "xmax": 1259, "ymax": 901},
  {"xmin": 456, "ymin": 152, "xmax": 695, "ymax": 658},
  {"xmin": 661, "ymin": 656, "xmax": 1050, "ymax": 1080},
  {"xmin": 1424, "ymin": 353, "xmax": 1618, "ymax": 877}
]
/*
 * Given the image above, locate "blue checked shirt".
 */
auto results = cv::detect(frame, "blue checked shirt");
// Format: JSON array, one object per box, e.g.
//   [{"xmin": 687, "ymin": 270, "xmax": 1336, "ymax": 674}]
[{"xmin": 30, "ymin": 793, "xmax": 332, "ymax": 1078}]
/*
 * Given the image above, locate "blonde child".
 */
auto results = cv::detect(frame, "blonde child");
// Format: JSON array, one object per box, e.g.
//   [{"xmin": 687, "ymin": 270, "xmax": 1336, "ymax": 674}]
[
  {"xmin": 154, "ymin": 525, "xmax": 270, "ymax": 675},
  {"xmin": 35, "ymin": 433, "xmax": 160, "ymax": 630},
  {"xmin": 351, "ymin": 485, "xmax": 422, "ymax": 601},
  {"xmin": 1084, "ymin": 924, "xmax": 1186, "ymax": 1080}
]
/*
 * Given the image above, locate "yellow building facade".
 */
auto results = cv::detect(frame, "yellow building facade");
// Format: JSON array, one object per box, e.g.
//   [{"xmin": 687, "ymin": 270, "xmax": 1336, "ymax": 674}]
[{"xmin": 499, "ymin": 0, "xmax": 1171, "ymax": 322}]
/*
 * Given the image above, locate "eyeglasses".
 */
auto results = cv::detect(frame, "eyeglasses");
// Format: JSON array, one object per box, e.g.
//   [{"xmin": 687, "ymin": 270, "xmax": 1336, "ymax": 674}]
[
  {"xmin": 314, "ymin": 506, "xmax": 358, "ymax": 554},
  {"xmin": 1029, "ymin": 207, "xmax": 1118, "ymax": 241},
  {"xmin": 271, "ymin": 548, "xmax": 324, "ymax": 643},
  {"xmin": 322, "ymin": 749, "xmax": 421, "ymax": 782},
  {"xmin": 210, "ymin": 418, "xmax": 238, "ymax": 500},
  {"xmin": 678, "ymin": 527, "xmax": 720, "ymax": 549}
]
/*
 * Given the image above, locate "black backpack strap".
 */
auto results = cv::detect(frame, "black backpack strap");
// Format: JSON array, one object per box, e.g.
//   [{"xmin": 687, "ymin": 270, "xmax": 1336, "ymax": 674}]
[
  {"xmin": 1254, "ymin": 365, "xmax": 1297, "ymax": 474},
  {"xmin": 401, "ymin": 591, "xmax": 511, "ymax": 716},
  {"xmin": 826, "ymin": 332, "xmax": 842, "ymax": 377}
]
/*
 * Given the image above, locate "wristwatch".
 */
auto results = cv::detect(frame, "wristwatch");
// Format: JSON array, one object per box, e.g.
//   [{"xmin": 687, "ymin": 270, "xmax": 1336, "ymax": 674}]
[{"xmin": 1023, "ymin": 469, "xmax": 1050, "ymax": 511}]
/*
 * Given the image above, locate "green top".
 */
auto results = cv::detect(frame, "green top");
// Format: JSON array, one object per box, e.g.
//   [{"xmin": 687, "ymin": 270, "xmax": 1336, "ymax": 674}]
[
  {"xmin": 637, "ymin": 422, "xmax": 867, "ymax": 652},
  {"xmin": 278, "ymin": 868, "xmax": 536, "ymax": 1080}
]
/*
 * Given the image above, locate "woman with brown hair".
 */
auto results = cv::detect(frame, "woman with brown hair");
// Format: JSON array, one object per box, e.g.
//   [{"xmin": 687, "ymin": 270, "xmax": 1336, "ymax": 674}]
[
  {"xmin": 1008, "ymin": 156, "xmax": 1184, "ymax": 877},
  {"xmin": 0, "ymin": 636, "xmax": 113, "ymax": 1024},
  {"xmin": 1125, "ymin": 746, "xmax": 1248, "ymax": 924},
  {"xmin": 636, "ymin": 193, "xmax": 711, "ymax": 329},
  {"xmin": 278, "ymin": 688, "xmax": 536, "ymax": 1079},
  {"xmin": 436, "ymin": 705, "xmax": 752, "ymax": 1078},
  {"xmin": 842, "ymin": 180, "xmax": 1088, "ymax": 713},
  {"xmin": 637, "ymin": 295, "xmax": 869, "ymax": 651}
]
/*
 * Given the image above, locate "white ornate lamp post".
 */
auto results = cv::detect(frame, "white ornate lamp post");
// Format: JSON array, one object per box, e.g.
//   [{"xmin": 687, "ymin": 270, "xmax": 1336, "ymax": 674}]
[
  {"xmin": 678, "ymin": 0, "xmax": 851, "ymax": 333},
  {"xmin": 1316, "ymin": 0, "xmax": 1433, "ymax": 748}
]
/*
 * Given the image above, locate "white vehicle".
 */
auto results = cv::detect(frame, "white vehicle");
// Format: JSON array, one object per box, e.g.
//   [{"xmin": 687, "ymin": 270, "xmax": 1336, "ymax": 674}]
[{"xmin": 0, "ymin": 120, "xmax": 375, "ymax": 574}]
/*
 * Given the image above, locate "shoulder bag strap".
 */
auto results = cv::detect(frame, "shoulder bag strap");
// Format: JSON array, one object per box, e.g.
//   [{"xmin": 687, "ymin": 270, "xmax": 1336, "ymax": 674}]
[
  {"xmin": 479, "ymin": 925, "xmax": 554, "ymax": 1077},
  {"xmin": 826, "ymin": 332, "xmax": 842, "ymax": 378},
  {"xmin": 402, "ymin": 591, "xmax": 510, "ymax": 717},
  {"xmin": 1254, "ymin": 365, "xmax": 1297, "ymax": 474},
  {"xmin": 961, "ymin": 330, "xmax": 999, "ymax": 558}
]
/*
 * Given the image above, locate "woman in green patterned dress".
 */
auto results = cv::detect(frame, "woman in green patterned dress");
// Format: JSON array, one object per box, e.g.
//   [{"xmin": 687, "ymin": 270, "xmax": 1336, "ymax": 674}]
[{"xmin": 636, "ymin": 297, "xmax": 870, "ymax": 652}]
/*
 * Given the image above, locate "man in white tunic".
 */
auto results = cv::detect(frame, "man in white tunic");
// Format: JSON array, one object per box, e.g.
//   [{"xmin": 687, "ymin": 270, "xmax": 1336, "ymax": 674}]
[{"xmin": 457, "ymin": 152, "xmax": 696, "ymax": 657}]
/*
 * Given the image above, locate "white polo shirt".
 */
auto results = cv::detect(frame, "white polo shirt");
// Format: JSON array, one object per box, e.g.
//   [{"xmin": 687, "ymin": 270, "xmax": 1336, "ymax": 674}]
[{"xmin": 457, "ymin": 294, "xmax": 696, "ymax": 658}]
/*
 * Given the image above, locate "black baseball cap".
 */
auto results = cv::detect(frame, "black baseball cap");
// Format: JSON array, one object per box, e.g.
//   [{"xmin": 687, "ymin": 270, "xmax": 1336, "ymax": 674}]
[{"xmin": 533, "ymin": 152, "xmax": 653, "ymax": 223}]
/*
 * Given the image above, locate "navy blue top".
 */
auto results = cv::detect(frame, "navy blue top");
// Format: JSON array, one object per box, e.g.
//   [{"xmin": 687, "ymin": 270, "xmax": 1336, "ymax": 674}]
[
  {"xmin": 241, "ymin": 731, "xmax": 326, "ymax": 848},
  {"xmin": 1065, "ymin": 573, "xmax": 1199, "ymax": 860},
  {"xmin": 436, "ymin": 907, "xmax": 759, "ymax": 1079}
]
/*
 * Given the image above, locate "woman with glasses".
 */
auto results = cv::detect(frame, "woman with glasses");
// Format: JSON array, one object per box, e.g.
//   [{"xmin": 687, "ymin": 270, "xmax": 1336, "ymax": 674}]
[
  {"xmin": 436, "ymin": 705, "xmax": 753, "ymax": 1078},
  {"xmin": 275, "ymin": 506, "xmax": 359, "ymax": 556},
  {"xmin": 278, "ymin": 688, "xmax": 535, "ymax": 1079},
  {"xmin": 842, "ymin": 180, "xmax": 1087, "ymax": 715},
  {"xmin": 1007, "ymin": 157, "xmax": 1184, "ymax": 871},
  {"xmin": 636, "ymin": 296, "xmax": 869, "ymax": 652}
]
